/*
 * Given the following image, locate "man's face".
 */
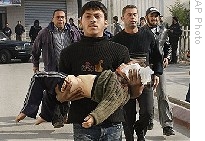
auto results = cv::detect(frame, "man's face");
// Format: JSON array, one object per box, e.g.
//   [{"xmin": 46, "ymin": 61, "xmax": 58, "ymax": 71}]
[
  {"xmin": 146, "ymin": 12, "xmax": 159, "ymax": 27},
  {"xmin": 121, "ymin": 8, "xmax": 138, "ymax": 29},
  {"xmin": 140, "ymin": 19, "xmax": 146, "ymax": 26},
  {"xmin": 160, "ymin": 16, "xmax": 163, "ymax": 22},
  {"xmin": 80, "ymin": 9, "xmax": 108, "ymax": 37},
  {"xmin": 52, "ymin": 11, "xmax": 66, "ymax": 29}
]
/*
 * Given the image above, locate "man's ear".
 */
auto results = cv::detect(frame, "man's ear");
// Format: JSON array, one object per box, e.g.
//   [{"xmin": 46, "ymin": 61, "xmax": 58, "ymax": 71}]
[
  {"xmin": 104, "ymin": 20, "xmax": 108, "ymax": 28},
  {"xmin": 121, "ymin": 16, "xmax": 124, "ymax": 21},
  {"xmin": 145, "ymin": 15, "xmax": 148, "ymax": 21},
  {"xmin": 79, "ymin": 19, "xmax": 83, "ymax": 29}
]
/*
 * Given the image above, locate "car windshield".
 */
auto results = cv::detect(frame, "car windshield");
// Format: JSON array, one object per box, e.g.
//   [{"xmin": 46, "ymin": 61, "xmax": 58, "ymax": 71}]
[{"xmin": 0, "ymin": 32, "xmax": 10, "ymax": 41}]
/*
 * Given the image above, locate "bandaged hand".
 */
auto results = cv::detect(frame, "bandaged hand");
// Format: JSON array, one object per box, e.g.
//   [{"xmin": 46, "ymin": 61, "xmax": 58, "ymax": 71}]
[{"xmin": 128, "ymin": 69, "xmax": 144, "ymax": 98}]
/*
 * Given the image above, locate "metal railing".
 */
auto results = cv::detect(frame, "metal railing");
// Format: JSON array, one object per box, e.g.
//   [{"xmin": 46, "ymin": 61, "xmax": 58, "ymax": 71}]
[{"xmin": 178, "ymin": 26, "xmax": 190, "ymax": 62}]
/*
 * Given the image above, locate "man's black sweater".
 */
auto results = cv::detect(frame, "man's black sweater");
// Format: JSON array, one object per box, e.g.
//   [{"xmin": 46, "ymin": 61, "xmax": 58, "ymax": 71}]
[
  {"xmin": 59, "ymin": 36, "xmax": 130, "ymax": 124},
  {"xmin": 112, "ymin": 28, "xmax": 163, "ymax": 75}
]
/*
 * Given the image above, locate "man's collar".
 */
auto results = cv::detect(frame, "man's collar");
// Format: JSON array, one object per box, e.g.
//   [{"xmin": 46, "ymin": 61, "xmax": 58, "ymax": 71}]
[{"xmin": 53, "ymin": 25, "xmax": 67, "ymax": 32}]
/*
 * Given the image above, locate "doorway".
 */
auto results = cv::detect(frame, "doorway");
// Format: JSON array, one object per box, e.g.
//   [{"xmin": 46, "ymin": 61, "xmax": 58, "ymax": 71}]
[{"xmin": 0, "ymin": 13, "xmax": 6, "ymax": 30}]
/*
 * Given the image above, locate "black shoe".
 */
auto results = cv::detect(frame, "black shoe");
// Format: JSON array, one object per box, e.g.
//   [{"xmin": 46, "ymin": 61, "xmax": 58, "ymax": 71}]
[
  {"xmin": 134, "ymin": 121, "xmax": 146, "ymax": 141},
  {"xmin": 163, "ymin": 126, "xmax": 175, "ymax": 136},
  {"xmin": 147, "ymin": 122, "xmax": 154, "ymax": 130},
  {"xmin": 53, "ymin": 121, "xmax": 64, "ymax": 128},
  {"xmin": 137, "ymin": 134, "xmax": 145, "ymax": 141}
]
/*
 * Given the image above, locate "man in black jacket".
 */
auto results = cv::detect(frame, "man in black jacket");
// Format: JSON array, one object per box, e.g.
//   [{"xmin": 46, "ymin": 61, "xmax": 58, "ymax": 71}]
[
  {"xmin": 112, "ymin": 5, "xmax": 162, "ymax": 141},
  {"xmin": 58, "ymin": 1, "xmax": 130, "ymax": 140},
  {"xmin": 168, "ymin": 16, "xmax": 182, "ymax": 64},
  {"xmin": 29, "ymin": 20, "xmax": 42, "ymax": 43},
  {"xmin": 144, "ymin": 7, "xmax": 175, "ymax": 136},
  {"xmin": 15, "ymin": 21, "xmax": 25, "ymax": 41},
  {"xmin": 3, "ymin": 23, "xmax": 12, "ymax": 39}
]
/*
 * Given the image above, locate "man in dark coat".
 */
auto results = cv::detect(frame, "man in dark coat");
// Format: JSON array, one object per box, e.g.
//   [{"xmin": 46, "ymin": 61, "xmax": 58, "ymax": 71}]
[
  {"xmin": 168, "ymin": 16, "xmax": 182, "ymax": 64},
  {"xmin": 15, "ymin": 21, "xmax": 25, "ymax": 41},
  {"xmin": 29, "ymin": 20, "xmax": 42, "ymax": 43},
  {"xmin": 3, "ymin": 23, "xmax": 12, "ymax": 39}
]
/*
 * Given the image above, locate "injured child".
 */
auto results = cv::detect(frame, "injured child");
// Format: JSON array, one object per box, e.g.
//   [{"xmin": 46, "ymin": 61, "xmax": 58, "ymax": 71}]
[{"xmin": 16, "ymin": 62, "xmax": 154, "ymax": 128}]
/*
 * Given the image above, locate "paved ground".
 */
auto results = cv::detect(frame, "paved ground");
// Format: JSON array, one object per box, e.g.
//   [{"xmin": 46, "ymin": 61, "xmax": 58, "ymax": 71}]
[
  {"xmin": 0, "ymin": 117, "xmax": 190, "ymax": 141},
  {"xmin": 165, "ymin": 62, "xmax": 190, "ymax": 101},
  {"xmin": 0, "ymin": 62, "xmax": 190, "ymax": 141}
]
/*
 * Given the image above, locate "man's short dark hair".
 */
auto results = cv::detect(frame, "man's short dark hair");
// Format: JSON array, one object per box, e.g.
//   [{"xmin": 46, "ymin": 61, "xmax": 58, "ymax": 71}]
[
  {"xmin": 140, "ymin": 17, "xmax": 145, "ymax": 21},
  {"xmin": 53, "ymin": 9, "xmax": 66, "ymax": 17},
  {"xmin": 34, "ymin": 20, "xmax": 39, "ymax": 24},
  {"xmin": 69, "ymin": 18, "xmax": 74, "ymax": 22},
  {"xmin": 81, "ymin": 1, "xmax": 108, "ymax": 20},
  {"xmin": 122, "ymin": 5, "xmax": 138, "ymax": 16},
  {"xmin": 172, "ymin": 16, "xmax": 178, "ymax": 22},
  {"xmin": 113, "ymin": 16, "xmax": 118, "ymax": 22}
]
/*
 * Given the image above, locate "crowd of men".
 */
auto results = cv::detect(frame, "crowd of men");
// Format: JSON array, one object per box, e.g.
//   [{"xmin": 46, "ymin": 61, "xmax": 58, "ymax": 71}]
[{"xmin": 14, "ymin": 1, "xmax": 184, "ymax": 141}]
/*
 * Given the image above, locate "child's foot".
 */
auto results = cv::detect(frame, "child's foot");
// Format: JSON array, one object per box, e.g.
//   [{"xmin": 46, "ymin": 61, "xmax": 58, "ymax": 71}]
[
  {"xmin": 35, "ymin": 117, "xmax": 46, "ymax": 125},
  {"xmin": 15, "ymin": 113, "xmax": 26, "ymax": 122}
]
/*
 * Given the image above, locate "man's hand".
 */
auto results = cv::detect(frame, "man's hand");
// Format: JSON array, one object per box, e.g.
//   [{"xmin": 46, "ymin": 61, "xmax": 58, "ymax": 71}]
[
  {"xmin": 82, "ymin": 115, "xmax": 94, "ymax": 128},
  {"xmin": 152, "ymin": 75, "xmax": 159, "ymax": 92},
  {"xmin": 163, "ymin": 58, "xmax": 169, "ymax": 68},
  {"xmin": 33, "ymin": 67, "xmax": 39, "ymax": 73}
]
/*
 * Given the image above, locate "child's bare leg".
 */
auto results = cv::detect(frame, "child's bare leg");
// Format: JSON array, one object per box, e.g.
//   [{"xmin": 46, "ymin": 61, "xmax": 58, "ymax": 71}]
[
  {"xmin": 76, "ymin": 75, "xmax": 96, "ymax": 98},
  {"xmin": 56, "ymin": 75, "xmax": 96, "ymax": 102},
  {"xmin": 15, "ymin": 113, "xmax": 26, "ymax": 122},
  {"xmin": 35, "ymin": 117, "xmax": 46, "ymax": 125}
]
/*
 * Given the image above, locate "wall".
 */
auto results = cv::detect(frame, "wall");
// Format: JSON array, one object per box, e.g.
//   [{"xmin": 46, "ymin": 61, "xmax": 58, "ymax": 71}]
[
  {"xmin": 4, "ymin": 0, "xmax": 189, "ymax": 39},
  {"xmin": 6, "ymin": 0, "xmax": 79, "ymax": 41},
  {"xmin": 66, "ymin": 0, "xmax": 78, "ymax": 25},
  {"xmin": 81, "ymin": 0, "xmax": 189, "ymax": 32},
  {"xmin": 6, "ymin": 0, "xmax": 25, "ymax": 40}
]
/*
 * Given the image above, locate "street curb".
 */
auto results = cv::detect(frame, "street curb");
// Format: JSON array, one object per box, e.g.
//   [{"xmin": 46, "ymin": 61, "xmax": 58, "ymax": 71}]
[
  {"xmin": 171, "ymin": 102, "xmax": 190, "ymax": 129},
  {"xmin": 154, "ymin": 96, "xmax": 190, "ymax": 130}
]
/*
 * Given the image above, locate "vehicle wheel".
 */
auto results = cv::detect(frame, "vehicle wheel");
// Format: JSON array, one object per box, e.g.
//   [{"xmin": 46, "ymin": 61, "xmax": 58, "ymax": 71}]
[
  {"xmin": 21, "ymin": 57, "xmax": 31, "ymax": 63},
  {"xmin": 0, "ymin": 50, "xmax": 11, "ymax": 64}
]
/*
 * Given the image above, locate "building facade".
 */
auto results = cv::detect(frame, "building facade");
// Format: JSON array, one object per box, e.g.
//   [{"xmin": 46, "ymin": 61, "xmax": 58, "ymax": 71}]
[{"xmin": 1, "ymin": 0, "xmax": 189, "ymax": 40}]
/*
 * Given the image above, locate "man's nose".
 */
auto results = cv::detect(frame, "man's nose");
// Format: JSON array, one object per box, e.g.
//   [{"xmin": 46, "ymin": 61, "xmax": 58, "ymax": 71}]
[{"xmin": 90, "ymin": 17, "xmax": 97, "ymax": 23}]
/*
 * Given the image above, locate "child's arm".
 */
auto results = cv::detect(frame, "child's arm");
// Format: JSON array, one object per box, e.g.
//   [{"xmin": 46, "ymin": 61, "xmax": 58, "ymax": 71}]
[
  {"xmin": 82, "ymin": 63, "xmax": 150, "ymax": 128},
  {"xmin": 84, "ymin": 70, "xmax": 130, "ymax": 127},
  {"xmin": 82, "ymin": 115, "xmax": 95, "ymax": 128}
]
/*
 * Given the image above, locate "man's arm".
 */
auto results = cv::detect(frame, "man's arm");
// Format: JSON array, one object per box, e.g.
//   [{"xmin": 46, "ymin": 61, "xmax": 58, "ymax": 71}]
[
  {"xmin": 163, "ymin": 29, "xmax": 171, "ymax": 68},
  {"xmin": 149, "ymin": 34, "xmax": 161, "ymax": 90}
]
